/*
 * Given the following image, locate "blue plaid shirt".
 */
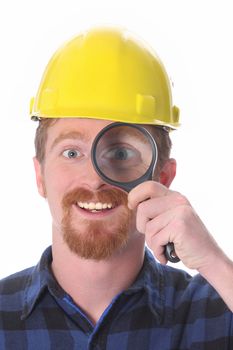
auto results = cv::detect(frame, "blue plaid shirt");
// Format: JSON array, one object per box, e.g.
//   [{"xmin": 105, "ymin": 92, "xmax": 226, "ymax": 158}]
[{"xmin": 0, "ymin": 246, "xmax": 232, "ymax": 349}]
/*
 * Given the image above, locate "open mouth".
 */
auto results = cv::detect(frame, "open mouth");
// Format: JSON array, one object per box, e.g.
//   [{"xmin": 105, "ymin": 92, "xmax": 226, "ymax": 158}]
[{"xmin": 77, "ymin": 201, "xmax": 115, "ymax": 213}]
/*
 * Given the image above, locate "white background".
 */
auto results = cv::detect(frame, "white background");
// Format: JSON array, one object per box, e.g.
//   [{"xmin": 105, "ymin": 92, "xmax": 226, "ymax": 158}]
[{"xmin": 0, "ymin": 0, "xmax": 232, "ymax": 278}]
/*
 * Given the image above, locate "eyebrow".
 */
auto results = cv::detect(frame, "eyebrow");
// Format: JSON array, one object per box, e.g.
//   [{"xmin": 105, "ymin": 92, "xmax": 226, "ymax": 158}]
[{"xmin": 50, "ymin": 131, "xmax": 90, "ymax": 151}]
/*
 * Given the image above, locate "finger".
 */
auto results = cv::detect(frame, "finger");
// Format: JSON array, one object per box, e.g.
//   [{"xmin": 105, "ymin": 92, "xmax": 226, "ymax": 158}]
[
  {"xmin": 128, "ymin": 181, "xmax": 170, "ymax": 210},
  {"xmin": 147, "ymin": 230, "xmax": 170, "ymax": 265},
  {"xmin": 147, "ymin": 224, "xmax": 177, "ymax": 264},
  {"xmin": 143, "ymin": 209, "xmax": 174, "ymax": 239},
  {"xmin": 136, "ymin": 193, "xmax": 189, "ymax": 233}
]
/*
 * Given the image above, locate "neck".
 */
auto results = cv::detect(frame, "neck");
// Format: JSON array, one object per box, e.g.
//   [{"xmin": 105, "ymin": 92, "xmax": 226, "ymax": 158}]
[{"xmin": 51, "ymin": 228, "xmax": 145, "ymax": 324}]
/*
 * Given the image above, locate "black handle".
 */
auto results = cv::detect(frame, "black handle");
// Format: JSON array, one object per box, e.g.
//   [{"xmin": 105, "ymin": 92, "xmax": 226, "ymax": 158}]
[{"xmin": 165, "ymin": 242, "xmax": 180, "ymax": 263}]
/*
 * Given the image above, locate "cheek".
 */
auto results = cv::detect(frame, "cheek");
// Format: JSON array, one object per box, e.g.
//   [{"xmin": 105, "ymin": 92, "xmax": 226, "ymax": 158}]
[
  {"xmin": 44, "ymin": 161, "xmax": 74, "ymax": 192},
  {"xmin": 43, "ymin": 164, "xmax": 73, "ymax": 221}
]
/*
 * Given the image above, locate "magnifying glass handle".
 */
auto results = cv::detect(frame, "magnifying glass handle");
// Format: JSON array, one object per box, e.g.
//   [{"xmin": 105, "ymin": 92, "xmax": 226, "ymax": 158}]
[{"xmin": 165, "ymin": 242, "xmax": 180, "ymax": 263}]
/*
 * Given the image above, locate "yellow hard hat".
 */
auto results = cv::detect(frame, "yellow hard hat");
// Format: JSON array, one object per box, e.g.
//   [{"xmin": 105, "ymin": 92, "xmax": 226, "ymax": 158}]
[{"xmin": 30, "ymin": 26, "xmax": 180, "ymax": 129}]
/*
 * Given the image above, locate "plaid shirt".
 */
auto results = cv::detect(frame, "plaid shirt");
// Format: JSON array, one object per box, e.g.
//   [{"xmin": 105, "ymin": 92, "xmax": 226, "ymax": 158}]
[{"xmin": 0, "ymin": 246, "xmax": 232, "ymax": 350}]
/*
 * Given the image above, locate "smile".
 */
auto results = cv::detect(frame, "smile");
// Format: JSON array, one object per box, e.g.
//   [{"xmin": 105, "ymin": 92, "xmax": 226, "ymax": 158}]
[{"xmin": 77, "ymin": 201, "xmax": 114, "ymax": 212}]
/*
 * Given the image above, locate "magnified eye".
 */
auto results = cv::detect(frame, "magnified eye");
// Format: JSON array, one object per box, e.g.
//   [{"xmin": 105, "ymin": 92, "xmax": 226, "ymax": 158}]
[
  {"xmin": 104, "ymin": 146, "xmax": 138, "ymax": 161},
  {"xmin": 106, "ymin": 147, "xmax": 135, "ymax": 160},
  {"xmin": 100, "ymin": 145, "xmax": 143, "ymax": 171},
  {"xmin": 63, "ymin": 149, "xmax": 81, "ymax": 159}
]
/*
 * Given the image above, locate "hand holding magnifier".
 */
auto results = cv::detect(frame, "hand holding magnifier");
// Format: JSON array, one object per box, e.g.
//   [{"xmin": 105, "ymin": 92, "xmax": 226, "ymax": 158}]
[{"xmin": 91, "ymin": 122, "xmax": 180, "ymax": 263}]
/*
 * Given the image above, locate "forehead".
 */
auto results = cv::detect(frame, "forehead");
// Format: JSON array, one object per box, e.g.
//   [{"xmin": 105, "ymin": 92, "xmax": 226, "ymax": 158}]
[{"xmin": 46, "ymin": 118, "xmax": 114, "ymax": 147}]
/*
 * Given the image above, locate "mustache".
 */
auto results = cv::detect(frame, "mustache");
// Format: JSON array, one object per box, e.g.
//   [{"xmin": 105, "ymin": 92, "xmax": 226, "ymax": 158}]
[{"xmin": 62, "ymin": 187, "xmax": 128, "ymax": 210}]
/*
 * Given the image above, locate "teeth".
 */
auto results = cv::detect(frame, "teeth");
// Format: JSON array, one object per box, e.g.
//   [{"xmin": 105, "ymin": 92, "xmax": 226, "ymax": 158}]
[
  {"xmin": 77, "ymin": 202, "xmax": 113, "ymax": 210},
  {"xmin": 89, "ymin": 202, "xmax": 96, "ymax": 210},
  {"xmin": 95, "ymin": 202, "xmax": 102, "ymax": 210}
]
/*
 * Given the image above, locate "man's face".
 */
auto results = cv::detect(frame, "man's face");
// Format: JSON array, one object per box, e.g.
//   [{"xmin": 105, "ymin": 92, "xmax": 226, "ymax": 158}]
[{"xmin": 34, "ymin": 118, "xmax": 137, "ymax": 260}]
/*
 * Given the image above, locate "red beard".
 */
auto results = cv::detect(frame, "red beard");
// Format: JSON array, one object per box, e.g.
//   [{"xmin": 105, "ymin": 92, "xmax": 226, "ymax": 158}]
[{"xmin": 61, "ymin": 187, "xmax": 133, "ymax": 260}]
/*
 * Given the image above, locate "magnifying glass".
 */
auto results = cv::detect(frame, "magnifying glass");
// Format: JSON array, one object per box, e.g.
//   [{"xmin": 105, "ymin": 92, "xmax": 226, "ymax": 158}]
[{"xmin": 91, "ymin": 122, "xmax": 179, "ymax": 263}]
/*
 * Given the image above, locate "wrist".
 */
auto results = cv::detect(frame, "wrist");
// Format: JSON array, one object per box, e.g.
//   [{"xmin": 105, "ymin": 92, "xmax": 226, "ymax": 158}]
[{"xmin": 198, "ymin": 251, "xmax": 233, "ymax": 312}]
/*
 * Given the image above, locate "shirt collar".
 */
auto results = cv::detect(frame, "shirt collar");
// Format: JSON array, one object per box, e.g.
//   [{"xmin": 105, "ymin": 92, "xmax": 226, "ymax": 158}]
[
  {"xmin": 21, "ymin": 246, "xmax": 59, "ymax": 320},
  {"xmin": 21, "ymin": 246, "xmax": 165, "ymax": 322},
  {"xmin": 124, "ymin": 247, "xmax": 165, "ymax": 323}
]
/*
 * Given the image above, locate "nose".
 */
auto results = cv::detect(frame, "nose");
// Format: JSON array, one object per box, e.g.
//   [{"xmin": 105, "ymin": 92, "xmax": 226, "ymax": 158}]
[{"xmin": 80, "ymin": 157, "xmax": 107, "ymax": 191}]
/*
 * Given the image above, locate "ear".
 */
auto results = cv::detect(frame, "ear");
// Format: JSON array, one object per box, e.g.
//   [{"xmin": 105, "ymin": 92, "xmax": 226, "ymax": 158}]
[
  {"xmin": 158, "ymin": 158, "xmax": 177, "ymax": 188},
  {"xmin": 33, "ymin": 157, "xmax": 46, "ymax": 198}
]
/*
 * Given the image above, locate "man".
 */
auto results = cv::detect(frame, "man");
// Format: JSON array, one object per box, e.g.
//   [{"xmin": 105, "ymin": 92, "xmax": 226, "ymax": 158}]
[{"xmin": 0, "ymin": 26, "xmax": 232, "ymax": 349}]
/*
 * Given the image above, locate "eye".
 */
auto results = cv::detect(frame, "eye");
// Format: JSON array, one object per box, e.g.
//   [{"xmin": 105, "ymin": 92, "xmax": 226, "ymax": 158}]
[
  {"xmin": 106, "ymin": 147, "xmax": 135, "ymax": 161},
  {"xmin": 62, "ymin": 149, "xmax": 81, "ymax": 159}
]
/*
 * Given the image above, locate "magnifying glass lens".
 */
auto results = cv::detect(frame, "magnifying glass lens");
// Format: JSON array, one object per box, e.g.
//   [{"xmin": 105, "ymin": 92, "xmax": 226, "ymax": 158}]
[{"xmin": 94, "ymin": 125, "xmax": 153, "ymax": 183}]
